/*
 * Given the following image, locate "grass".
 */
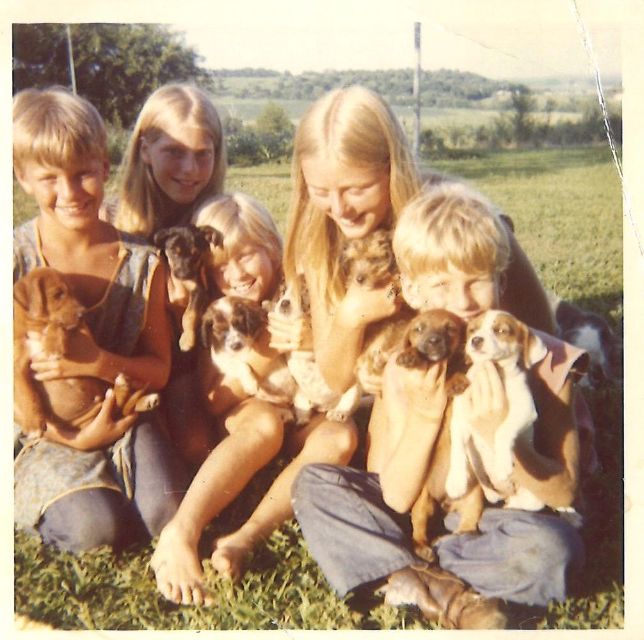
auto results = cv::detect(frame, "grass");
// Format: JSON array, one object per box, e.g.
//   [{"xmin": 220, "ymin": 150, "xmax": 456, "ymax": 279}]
[{"xmin": 13, "ymin": 146, "xmax": 623, "ymax": 629}]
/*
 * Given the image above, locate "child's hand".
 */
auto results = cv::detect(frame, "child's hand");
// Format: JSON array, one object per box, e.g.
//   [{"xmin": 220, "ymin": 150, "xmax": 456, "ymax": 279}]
[
  {"xmin": 462, "ymin": 361, "xmax": 509, "ymax": 439},
  {"xmin": 390, "ymin": 357, "xmax": 449, "ymax": 422},
  {"xmin": 339, "ymin": 279, "xmax": 401, "ymax": 329},
  {"xmin": 267, "ymin": 311, "xmax": 313, "ymax": 351},
  {"xmin": 30, "ymin": 324, "xmax": 104, "ymax": 381}
]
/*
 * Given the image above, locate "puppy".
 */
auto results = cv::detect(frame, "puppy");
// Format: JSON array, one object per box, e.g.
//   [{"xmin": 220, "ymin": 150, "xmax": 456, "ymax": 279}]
[
  {"xmin": 395, "ymin": 309, "xmax": 481, "ymax": 559},
  {"xmin": 199, "ymin": 295, "xmax": 297, "ymax": 409},
  {"xmin": 339, "ymin": 228, "xmax": 414, "ymax": 393},
  {"xmin": 154, "ymin": 224, "xmax": 223, "ymax": 352},
  {"xmin": 548, "ymin": 291, "xmax": 622, "ymax": 388},
  {"xmin": 14, "ymin": 267, "xmax": 159, "ymax": 437},
  {"xmin": 270, "ymin": 280, "xmax": 362, "ymax": 424},
  {"xmin": 446, "ymin": 310, "xmax": 552, "ymax": 514}
]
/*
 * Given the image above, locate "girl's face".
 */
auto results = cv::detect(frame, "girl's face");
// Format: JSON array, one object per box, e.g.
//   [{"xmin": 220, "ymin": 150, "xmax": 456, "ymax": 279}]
[
  {"xmin": 301, "ymin": 155, "xmax": 391, "ymax": 239},
  {"xmin": 212, "ymin": 244, "xmax": 276, "ymax": 302},
  {"xmin": 401, "ymin": 263, "xmax": 501, "ymax": 320},
  {"xmin": 140, "ymin": 121, "xmax": 215, "ymax": 206}
]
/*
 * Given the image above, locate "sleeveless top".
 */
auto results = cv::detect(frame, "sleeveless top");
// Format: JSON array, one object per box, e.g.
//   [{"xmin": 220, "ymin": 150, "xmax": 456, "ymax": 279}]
[{"xmin": 13, "ymin": 219, "xmax": 161, "ymax": 529}]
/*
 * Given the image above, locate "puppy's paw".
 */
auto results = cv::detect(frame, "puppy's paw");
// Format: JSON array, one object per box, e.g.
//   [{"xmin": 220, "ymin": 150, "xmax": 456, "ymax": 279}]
[
  {"xmin": 133, "ymin": 393, "xmax": 161, "ymax": 413},
  {"xmin": 494, "ymin": 453, "xmax": 514, "ymax": 483},
  {"xmin": 179, "ymin": 330, "xmax": 196, "ymax": 352},
  {"xmin": 446, "ymin": 373, "xmax": 469, "ymax": 396},
  {"xmin": 396, "ymin": 348, "xmax": 423, "ymax": 368},
  {"xmin": 413, "ymin": 544, "xmax": 437, "ymax": 564}
]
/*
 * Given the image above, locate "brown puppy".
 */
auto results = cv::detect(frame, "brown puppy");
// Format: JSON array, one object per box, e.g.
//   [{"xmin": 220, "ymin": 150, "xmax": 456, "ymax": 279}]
[
  {"xmin": 340, "ymin": 229, "xmax": 413, "ymax": 392},
  {"xmin": 154, "ymin": 224, "xmax": 223, "ymax": 352},
  {"xmin": 14, "ymin": 267, "xmax": 159, "ymax": 437},
  {"xmin": 396, "ymin": 309, "xmax": 483, "ymax": 561}
]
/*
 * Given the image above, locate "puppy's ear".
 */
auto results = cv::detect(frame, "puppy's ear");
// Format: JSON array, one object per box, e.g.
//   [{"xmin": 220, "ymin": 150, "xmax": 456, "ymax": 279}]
[
  {"xmin": 153, "ymin": 228, "xmax": 172, "ymax": 248},
  {"xmin": 13, "ymin": 276, "xmax": 32, "ymax": 314},
  {"xmin": 200, "ymin": 306, "xmax": 215, "ymax": 348},
  {"xmin": 235, "ymin": 301, "xmax": 265, "ymax": 338},
  {"xmin": 522, "ymin": 325, "xmax": 548, "ymax": 368},
  {"xmin": 199, "ymin": 225, "xmax": 224, "ymax": 249}
]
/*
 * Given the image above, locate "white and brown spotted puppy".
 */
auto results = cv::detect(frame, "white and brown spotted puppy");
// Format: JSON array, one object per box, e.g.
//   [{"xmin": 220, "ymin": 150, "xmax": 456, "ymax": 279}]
[
  {"xmin": 446, "ymin": 310, "xmax": 551, "ymax": 513},
  {"xmin": 271, "ymin": 280, "xmax": 361, "ymax": 424},
  {"xmin": 199, "ymin": 296, "xmax": 297, "ymax": 406},
  {"xmin": 14, "ymin": 267, "xmax": 158, "ymax": 438}
]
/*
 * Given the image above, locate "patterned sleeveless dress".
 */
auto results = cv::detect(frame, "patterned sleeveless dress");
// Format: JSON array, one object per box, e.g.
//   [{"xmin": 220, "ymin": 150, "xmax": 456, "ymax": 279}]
[{"xmin": 13, "ymin": 220, "xmax": 161, "ymax": 529}]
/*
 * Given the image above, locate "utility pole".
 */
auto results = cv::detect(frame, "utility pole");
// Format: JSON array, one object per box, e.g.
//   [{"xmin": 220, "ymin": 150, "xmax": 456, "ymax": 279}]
[
  {"xmin": 66, "ymin": 24, "xmax": 77, "ymax": 95},
  {"xmin": 412, "ymin": 22, "xmax": 421, "ymax": 161}
]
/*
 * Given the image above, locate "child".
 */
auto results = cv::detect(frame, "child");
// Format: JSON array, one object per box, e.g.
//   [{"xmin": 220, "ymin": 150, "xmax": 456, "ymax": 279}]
[
  {"xmin": 150, "ymin": 193, "xmax": 358, "ymax": 606},
  {"xmin": 271, "ymin": 85, "xmax": 555, "ymax": 400},
  {"xmin": 112, "ymin": 83, "xmax": 227, "ymax": 464},
  {"xmin": 113, "ymin": 83, "xmax": 227, "ymax": 238},
  {"xmin": 13, "ymin": 88, "xmax": 188, "ymax": 552},
  {"xmin": 292, "ymin": 182, "xmax": 589, "ymax": 629}
]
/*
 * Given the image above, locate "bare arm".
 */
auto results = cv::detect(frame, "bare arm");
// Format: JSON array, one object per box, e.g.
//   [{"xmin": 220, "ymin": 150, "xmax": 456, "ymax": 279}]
[
  {"xmin": 42, "ymin": 390, "xmax": 137, "ymax": 451},
  {"xmin": 308, "ymin": 269, "xmax": 400, "ymax": 393},
  {"xmin": 31, "ymin": 262, "xmax": 172, "ymax": 390},
  {"xmin": 502, "ymin": 234, "xmax": 555, "ymax": 334},
  {"xmin": 511, "ymin": 376, "xmax": 580, "ymax": 508},
  {"xmin": 371, "ymin": 356, "xmax": 448, "ymax": 513}
]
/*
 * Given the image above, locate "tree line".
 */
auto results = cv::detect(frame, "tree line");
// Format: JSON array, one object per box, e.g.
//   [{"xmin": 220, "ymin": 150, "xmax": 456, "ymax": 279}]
[{"xmin": 12, "ymin": 23, "xmax": 621, "ymax": 167}]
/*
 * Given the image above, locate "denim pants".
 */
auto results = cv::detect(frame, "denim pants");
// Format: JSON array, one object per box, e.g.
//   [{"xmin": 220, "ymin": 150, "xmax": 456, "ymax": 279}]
[
  {"xmin": 292, "ymin": 463, "xmax": 585, "ymax": 607},
  {"xmin": 37, "ymin": 420, "xmax": 189, "ymax": 552}
]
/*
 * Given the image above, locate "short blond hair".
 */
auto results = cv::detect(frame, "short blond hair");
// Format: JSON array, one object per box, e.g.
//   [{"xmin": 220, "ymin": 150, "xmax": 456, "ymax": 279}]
[
  {"xmin": 393, "ymin": 181, "xmax": 511, "ymax": 280},
  {"xmin": 192, "ymin": 192, "xmax": 282, "ymax": 274},
  {"xmin": 13, "ymin": 87, "xmax": 107, "ymax": 173},
  {"xmin": 283, "ymin": 86, "xmax": 421, "ymax": 306},
  {"xmin": 115, "ymin": 83, "xmax": 227, "ymax": 238}
]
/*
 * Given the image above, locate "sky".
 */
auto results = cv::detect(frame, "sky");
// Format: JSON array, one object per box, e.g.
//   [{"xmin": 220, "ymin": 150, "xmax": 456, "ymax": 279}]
[
  {"xmin": 170, "ymin": 0, "xmax": 623, "ymax": 80},
  {"xmin": 2, "ymin": 0, "xmax": 623, "ymax": 81}
]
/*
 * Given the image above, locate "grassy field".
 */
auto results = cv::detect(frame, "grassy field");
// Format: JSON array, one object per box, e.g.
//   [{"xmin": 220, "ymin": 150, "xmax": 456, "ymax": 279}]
[{"xmin": 13, "ymin": 146, "xmax": 623, "ymax": 630}]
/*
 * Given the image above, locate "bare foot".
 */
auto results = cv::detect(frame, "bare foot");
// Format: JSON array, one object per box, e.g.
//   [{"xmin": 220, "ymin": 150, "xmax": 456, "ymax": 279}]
[
  {"xmin": 150, "ymin": 522, "xmax": 212, "ymax": 606},
  {"xmin": 210, "ymin": 525, "xmax": 260, "ymax": 581}
]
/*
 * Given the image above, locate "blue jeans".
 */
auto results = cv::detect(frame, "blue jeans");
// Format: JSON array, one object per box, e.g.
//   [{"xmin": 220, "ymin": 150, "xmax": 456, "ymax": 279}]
[
  {"xmin": 37, "ymin": 420, "xmax": 189, "ymax": 552},
  {"xmin": 292, "ymin": 464, "xmax": 585, "ymax": 607}
]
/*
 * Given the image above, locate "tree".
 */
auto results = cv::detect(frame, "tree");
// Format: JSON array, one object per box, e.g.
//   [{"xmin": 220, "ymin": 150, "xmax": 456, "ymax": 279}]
[
  {"xmin": 509, "ymin": 86, "xmax": 536, "ymax": 147},
  {"xmin": 12, "ymin": 23, "xmax": 210, "ymax": 127}
]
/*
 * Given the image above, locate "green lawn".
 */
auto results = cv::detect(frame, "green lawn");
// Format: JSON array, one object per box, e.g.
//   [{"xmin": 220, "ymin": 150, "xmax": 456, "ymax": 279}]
[{"xmin": 13, "ymin": 146, "xmax": 623, "ymax": 630}]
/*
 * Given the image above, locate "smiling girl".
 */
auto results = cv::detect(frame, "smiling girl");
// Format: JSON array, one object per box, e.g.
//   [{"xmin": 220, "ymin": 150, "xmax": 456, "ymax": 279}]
[{"xmin": 150, "ymin": 193, "xmax": 358, "ymax": 606}]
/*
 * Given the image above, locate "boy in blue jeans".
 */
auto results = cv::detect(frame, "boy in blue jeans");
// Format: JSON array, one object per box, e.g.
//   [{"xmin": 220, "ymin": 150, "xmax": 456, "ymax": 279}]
[
  {"xmin": 13, "ymin": 87, "xmax": 187, "ymax": 551},
  {"xmin": 293, "ymin": 182, "xmax": 588, "ymax": 629}
]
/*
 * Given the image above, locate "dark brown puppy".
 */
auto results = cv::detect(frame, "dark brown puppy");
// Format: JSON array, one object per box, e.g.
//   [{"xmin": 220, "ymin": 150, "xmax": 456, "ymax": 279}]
[
  {"xmin": 154, "ymin": 224, "xmax": 223, "ymax": 352},
  {"xmin": 396, "ymin": 309, "xmax": 482, "ymax": 560},
  {"xmin": 14, "ymin": 267, "xmax": 158, "ymax": 437}
]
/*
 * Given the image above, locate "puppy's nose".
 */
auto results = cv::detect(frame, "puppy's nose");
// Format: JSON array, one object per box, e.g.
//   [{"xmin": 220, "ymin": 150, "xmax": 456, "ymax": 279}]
[
  {"xmin": 356, "ymin": 273, "xmax": 366, "ymax": 285},
  {"xmin": 470, "ymin": 336, "xmax": 484, "ymax": 350},
  {"xmin": 279, "ymin": 299, "xmax": 291, "ymax": 313}
]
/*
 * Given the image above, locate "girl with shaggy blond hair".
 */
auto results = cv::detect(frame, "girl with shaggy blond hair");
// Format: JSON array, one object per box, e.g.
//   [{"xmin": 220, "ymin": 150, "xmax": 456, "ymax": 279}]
[{"xmin": 114, "ymin": 83, "xmax": 227, "ymax": 238}]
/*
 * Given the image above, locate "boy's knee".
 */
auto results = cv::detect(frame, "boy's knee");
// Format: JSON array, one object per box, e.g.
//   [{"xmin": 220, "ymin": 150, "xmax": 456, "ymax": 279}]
[{"xmin": 246, "ymin": 408, "xmax": 285, "ymax": 454}]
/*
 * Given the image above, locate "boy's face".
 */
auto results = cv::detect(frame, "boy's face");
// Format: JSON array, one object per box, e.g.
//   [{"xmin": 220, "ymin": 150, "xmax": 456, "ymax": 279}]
[
  {"xmin": 15, "ymin": 157, "xmax": 108, "ymax": 230},
  {"xmin": 400, "ymin": 262, "xmax": 501, "ymax": 320}
]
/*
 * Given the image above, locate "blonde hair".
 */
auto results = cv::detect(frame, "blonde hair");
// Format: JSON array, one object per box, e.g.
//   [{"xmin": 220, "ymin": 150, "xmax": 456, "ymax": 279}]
[
  {"xmin": 192, "ymin": 192, "xmax": 283, "ymax": 275},
  {"xmin": 115, "ymin": 83, "xmax": 227, "ymax": 237},
  {"xmin": 393, "ymin": 181, "xmax": 511, "ymax": 280},
  {"xmin": 283, "ymin": 86, "xmax": 421, "ymax": 306},
  {"xmin": 13, "ymin": 87, "xmax": 107, "ymax": 173}
]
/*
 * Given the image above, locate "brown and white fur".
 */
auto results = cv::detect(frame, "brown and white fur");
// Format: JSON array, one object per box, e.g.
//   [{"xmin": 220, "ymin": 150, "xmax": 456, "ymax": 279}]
[
  {"xmin": 270, "ymin": 280, "xmax": 362, "ymax": 425},
  {"xmin": 395, "ymin": 309, "xmax": 483, "ymax": 560},
  {"xmin": 14, "ymin": 267, "xmax": 159, "ymax": 438},
  {"xmin": 340, "ymin": 228, "xmax": 415, "ymax": 392},
  {"xmin": 154, "ymin": 224, "xmax": 223, "ymax": 352},
  {"xmin": 445, "ymin": 310, "xmax": 549, "ymax": 513},
  {"xmin": 199, "ymin": 296, "xmax": 297, "ymax": 410}
]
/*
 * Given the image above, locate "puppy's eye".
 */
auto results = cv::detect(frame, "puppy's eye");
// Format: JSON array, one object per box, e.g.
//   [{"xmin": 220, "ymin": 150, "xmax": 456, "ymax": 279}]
[
  {"xmin": 415, "ymin": 323, "xmax": 425, "ymax": 333},
  {"xmin": 52, "ymin": 288, "xmax": 65, "ymax": 301},
  {"xmin": 494, "ymin": 326, "xmax": 510, "ymax": 336}
]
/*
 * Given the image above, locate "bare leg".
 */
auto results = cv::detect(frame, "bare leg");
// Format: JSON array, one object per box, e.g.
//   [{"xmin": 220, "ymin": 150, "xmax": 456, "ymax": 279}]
[
  {"xmin": 150, "ymin": 399, "xmax": 283, "ymax": 605},
  {"xmin": 211, "ymin": 415, "xmax": 358, "ymax": 580}
]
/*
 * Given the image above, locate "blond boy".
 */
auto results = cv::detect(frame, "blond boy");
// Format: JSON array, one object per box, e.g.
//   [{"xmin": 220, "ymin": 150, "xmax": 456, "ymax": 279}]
[{"xmin": 13, "ymin": 88, "xmax": 187, "ymax": 551}]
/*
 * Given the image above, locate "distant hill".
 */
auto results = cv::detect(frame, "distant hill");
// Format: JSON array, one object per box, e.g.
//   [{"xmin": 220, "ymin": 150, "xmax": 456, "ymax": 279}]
[{"xmin": 208, "ymin": 67, "xmax": 519, "ymax": 109}]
